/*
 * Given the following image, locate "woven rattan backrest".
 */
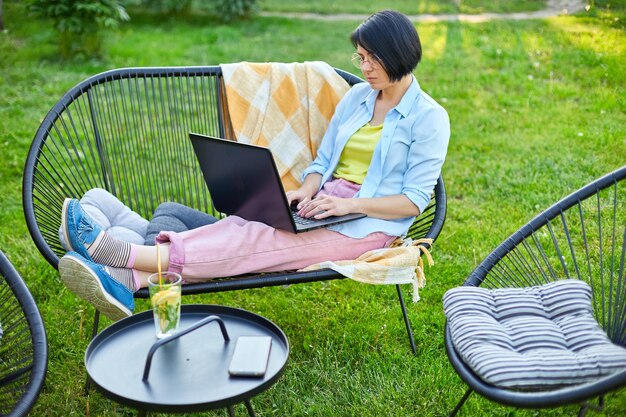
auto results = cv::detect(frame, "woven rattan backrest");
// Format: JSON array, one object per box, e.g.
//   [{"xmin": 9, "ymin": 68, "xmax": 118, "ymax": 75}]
[
  {"xmin": 467, "ymin": 167, "xmax": 626, "ymax": 346},
  {"xmin": 0, "ymin": 251, "xmax": 47, "ymax": 417},
  {"xmin": 24, "ymin": 68, "xmax": 227, "ymax": 265}
]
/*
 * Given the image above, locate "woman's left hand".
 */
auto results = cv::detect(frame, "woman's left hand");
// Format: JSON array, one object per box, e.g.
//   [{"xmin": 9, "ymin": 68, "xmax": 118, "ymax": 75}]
[{"xmin": 298, "ymin": 195, "xmax": 358, "ymax": 219}]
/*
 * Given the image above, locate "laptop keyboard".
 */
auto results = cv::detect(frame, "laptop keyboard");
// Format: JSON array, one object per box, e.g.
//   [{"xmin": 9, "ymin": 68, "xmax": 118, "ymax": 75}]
[{"xmin": 291, "ymin": 210, "xmax": 321, "ymax": 226}]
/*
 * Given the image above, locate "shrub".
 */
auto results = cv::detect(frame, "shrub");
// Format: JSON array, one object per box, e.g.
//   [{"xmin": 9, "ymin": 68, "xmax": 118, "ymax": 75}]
[
  {"xmin": 27, "ymin": 0, "xmax": 129, "ymax": 58},
  {"xmin": 210, "ymin": 0, "xmax": 257, "ymax": 22},
  {"xmin": 137, "ymin": 0, "xmax": 193, "ymax": 14}
]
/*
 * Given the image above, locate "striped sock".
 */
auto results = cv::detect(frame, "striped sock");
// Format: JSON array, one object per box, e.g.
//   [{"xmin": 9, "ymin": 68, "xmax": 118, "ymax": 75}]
[
  {"xmin": 87, "ymin": 233, "xmax": 132, "ymax": 268},
  {"xmin": 105, "ymin": 266, "xmax": 137, "ymax": 292}
]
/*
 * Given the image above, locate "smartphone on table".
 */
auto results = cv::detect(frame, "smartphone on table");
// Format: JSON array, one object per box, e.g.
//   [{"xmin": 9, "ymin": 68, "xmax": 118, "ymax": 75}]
[{"xmin": 228, "ymin": 336, "xmax": 272, "ymax": 377}]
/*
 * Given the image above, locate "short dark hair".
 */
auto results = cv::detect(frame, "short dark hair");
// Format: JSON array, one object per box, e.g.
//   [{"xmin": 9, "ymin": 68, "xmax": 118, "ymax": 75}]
[{"xmin": 350, "ymin": 10, "xmax": 422, "ymax": 82}]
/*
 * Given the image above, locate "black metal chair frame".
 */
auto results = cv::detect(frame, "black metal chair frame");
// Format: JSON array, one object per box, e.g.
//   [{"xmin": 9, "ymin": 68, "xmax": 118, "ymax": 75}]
[
  {"xmin": 445, "ymin": 166, "xmax": 626, "ymax": 416},
  {"xmin": 0, "ymin": 250, "xmax": 48, "ymax": 417},
  {"xmin": 22, "ymin": 65, "xmax": 446, "ymax": 355}
]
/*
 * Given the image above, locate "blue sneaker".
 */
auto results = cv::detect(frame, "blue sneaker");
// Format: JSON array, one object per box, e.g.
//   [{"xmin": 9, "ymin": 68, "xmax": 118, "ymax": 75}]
[
  {"xmin": 58, "ymin": 252, "xmax": 134, "ymax": 321},
  {"xmin": 61, "ymin": 198, "xmax": 102, "ymax": 261}
]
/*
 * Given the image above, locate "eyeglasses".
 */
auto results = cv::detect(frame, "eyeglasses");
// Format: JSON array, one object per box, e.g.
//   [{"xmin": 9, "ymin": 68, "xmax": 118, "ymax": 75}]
[{"xmin": 351, "ymin": 52, "xmax": 382, "ymax": 69}]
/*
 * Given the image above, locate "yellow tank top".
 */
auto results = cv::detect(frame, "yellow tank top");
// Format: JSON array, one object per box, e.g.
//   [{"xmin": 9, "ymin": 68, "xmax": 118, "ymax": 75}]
[{"xmin": 333, "ymin": 122, "xmax": 382, "ymax": 184}]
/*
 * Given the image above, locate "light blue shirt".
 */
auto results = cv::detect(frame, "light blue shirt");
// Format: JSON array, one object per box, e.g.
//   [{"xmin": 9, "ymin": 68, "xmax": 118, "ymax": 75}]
[{"xmin": 301, "ymin": 76, "xmax": 450, "ymax": 239}]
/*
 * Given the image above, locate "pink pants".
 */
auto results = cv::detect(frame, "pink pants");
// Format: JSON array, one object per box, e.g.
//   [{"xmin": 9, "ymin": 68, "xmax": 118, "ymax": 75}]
[{"xmin": 155, "ymin": 178, "xmax": 395, "ymax": 282}]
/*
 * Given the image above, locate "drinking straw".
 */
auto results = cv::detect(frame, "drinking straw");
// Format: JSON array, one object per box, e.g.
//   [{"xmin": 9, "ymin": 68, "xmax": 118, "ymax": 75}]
[{"xmin": 156, "ymin": 242, "xmax": 163, "ymax": 285}]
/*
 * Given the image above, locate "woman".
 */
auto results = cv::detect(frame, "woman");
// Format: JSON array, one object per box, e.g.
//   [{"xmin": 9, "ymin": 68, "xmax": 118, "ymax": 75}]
[{"xmin": 58, "ymin": 10, "xmax": 450, "ymax": 321}]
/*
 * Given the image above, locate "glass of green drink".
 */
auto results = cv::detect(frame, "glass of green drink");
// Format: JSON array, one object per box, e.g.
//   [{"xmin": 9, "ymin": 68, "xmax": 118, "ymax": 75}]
[{"xmin": 148, "ymin": 271, "xmax": 182, "ymax": 339}]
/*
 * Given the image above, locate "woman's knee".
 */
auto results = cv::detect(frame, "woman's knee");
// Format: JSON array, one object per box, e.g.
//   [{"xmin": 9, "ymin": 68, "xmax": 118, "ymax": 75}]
[{"xmin": 153, "ymin": 202, "xmax": 218, "ymax": 229}]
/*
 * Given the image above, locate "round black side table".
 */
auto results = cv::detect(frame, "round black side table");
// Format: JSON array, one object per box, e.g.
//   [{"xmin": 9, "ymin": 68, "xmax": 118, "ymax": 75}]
[{"xmin": 85, "ymin": 304, "xmax": 289, "ymax": 416}]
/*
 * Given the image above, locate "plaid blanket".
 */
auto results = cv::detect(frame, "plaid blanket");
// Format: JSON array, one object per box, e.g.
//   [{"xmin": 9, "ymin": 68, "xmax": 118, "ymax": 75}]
[
  {"xmin": 302, "ymin": 238, "xmax": 434, "ymax": 302},
  {"xmin": 221, "ymin": 61, "xmax": 350, "ymax": 191}
]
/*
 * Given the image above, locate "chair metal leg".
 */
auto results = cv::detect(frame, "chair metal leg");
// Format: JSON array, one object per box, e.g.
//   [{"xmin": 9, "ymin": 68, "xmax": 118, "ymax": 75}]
[
  {"xmin": 449, "ymin": 387, "xmax": 473, "ymax": 417},
  {"xmin": 84, "ymin": 310, "xmax": 101, "ymax": 395},
  {"xmin": 91, "ymin": 310, "xmax": 101, "ymax": 338},
  {"xmin": 578, "ymin": 396, "xmax": 604, "ymax": 417},
  {"xmin": 395, "ymin": 284, "xmax": 417, "ymax": 354}
]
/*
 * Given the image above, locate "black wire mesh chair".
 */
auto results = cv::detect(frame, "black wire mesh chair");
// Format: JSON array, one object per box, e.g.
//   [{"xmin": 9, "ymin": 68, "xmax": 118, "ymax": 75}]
[
  {"xmin": 0, "ymin": 250, "xmax": 48, "ymax": 417},
  {"xmin": 445, "ymin": 166, "xmax": 626, "ymax": 416},
  {"xmin": 22, "ymin": 65, "xmax": 446, "ymax": 354}
]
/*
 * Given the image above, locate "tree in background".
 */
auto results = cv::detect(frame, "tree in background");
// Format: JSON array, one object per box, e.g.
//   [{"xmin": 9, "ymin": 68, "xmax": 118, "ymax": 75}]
[
  {"xmin": 26, "ymin": 0, "xmax": 129, "ymax": 58},
  {"xmin": 0, "ymin": 0, "xmax": 5, "ymax": 31}
]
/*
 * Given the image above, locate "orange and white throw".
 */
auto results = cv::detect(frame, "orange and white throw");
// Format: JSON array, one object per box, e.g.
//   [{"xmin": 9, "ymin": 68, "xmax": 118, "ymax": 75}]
[
  {"xmin": 302, "ymin": 238, "xmax": 434, "ymax": 302},
  {"xmin": 221, "ymin": 61, "xmax": 350, "ymax": 191}
]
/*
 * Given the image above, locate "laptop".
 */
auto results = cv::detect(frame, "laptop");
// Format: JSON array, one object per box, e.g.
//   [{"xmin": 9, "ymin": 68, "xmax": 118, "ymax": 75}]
[{"xmin": 189, "ymin": 133, "xmax": 366, "ymax": 233}]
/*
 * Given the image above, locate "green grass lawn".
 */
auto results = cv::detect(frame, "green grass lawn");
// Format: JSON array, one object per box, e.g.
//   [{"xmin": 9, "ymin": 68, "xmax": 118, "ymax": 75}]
[{"xmin": 1, "ymin": 1, "xmax": 626, "ymax": 416}]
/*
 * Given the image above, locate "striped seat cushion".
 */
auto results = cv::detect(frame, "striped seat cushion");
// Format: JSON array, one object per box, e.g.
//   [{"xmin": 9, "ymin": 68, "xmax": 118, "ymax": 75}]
[{"xmin": 444, "ymin": 279, "xmax": 626, "ymax": 389}]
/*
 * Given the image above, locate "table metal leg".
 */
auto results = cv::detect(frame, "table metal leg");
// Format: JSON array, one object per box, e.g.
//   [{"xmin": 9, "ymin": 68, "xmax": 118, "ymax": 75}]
[
  {"xmin": 224, "ymin": 401, "xmax": 255, "ymax": 416},
  {"xmin": 245, "ymin": 400, "xmax": 256, "ymax": 417}
]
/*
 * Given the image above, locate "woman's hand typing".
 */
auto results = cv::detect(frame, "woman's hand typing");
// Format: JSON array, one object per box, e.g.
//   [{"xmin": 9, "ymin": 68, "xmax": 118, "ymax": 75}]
[
  {"xmin": 297, "ymin": 195, "xmax": 357, "ymax": 219},
  {"xmin": 286, "ymin": 173, "xmax": 322, "ymax": 210}
]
